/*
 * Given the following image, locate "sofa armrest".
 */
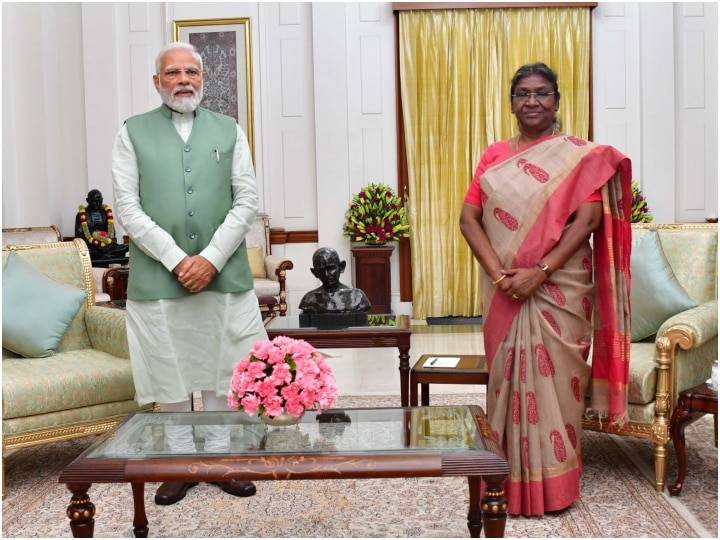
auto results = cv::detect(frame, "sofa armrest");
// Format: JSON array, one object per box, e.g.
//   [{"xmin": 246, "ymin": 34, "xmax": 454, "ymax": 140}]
[
  {"xmin": 264, "ymin": 255, "xmax": 294, "ymax": 283},
  {"xmin": 656, "ymin": 300, "xmax": 718, "ymax": 349},
  {"xmin": 85, "ymin": 305, "xmax": 129, "ymax": 359},
  {"xmin": 653, "ymin": 300, "xmax": 718, "ymax": 419}
]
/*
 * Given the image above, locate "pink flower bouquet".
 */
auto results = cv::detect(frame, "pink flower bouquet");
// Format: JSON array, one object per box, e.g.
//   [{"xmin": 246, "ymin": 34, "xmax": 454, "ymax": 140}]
[{"xmin": 228, "ymin": 336, "xmax": 338, "ymax": 418}]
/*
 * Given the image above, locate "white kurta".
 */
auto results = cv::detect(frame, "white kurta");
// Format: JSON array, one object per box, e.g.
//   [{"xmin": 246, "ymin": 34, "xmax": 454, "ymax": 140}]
[{"xmin": 112, "ymin": 110, "xmax": 267, "ymax": 406}]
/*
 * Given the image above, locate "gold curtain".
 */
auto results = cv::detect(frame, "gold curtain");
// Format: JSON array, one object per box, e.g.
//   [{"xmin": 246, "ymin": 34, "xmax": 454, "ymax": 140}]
[{"xmin": 399, "ymin": 7, "xmax": 590, "ymax": 319}]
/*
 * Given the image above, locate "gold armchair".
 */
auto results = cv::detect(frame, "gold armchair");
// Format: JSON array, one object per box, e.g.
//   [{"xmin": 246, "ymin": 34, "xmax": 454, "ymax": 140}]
[{"xmin": 583, "ymin": 223, "xmax": 718, "ymax": 492}]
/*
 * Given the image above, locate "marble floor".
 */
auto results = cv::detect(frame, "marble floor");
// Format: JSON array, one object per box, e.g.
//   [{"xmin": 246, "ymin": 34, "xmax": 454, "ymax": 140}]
[{"xmin": 315, "ymin": 320, "xmax": 487, "ymax": 397}]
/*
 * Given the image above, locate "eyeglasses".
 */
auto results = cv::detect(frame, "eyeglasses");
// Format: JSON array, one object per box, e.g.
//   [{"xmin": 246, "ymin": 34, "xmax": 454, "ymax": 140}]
[
  {"xmin": 511, "ymin": 91, "xmax": 556, "ymax": 103},
  {"xmin": 160, "ymin": 68, "xmax": 202, "ymax": 80}
]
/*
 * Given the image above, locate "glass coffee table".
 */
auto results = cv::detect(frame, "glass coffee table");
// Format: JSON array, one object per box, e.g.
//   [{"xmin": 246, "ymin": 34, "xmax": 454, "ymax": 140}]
[
  {"xmin": 60, "ymin": 406, "xmax": 509, "ymax": 538},
  {"xmin": 265, "ymin": 315, "xmax": 413, "ymax": 406}
]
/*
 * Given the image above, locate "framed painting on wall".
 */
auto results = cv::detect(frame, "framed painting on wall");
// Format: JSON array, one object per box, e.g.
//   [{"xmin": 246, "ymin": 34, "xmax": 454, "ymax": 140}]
[{"xmin": 173, "ymin": 17, "xmax": 254, "ymax": 158}]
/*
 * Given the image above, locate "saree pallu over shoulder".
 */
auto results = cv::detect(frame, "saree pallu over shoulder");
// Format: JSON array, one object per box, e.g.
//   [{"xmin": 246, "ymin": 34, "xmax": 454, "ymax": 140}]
[{"xmin": 481, "ymin": 135, "xmax": 632, "ymax": 424}]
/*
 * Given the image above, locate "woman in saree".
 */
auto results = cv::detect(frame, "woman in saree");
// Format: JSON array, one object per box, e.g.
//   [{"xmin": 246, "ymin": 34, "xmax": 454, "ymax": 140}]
[{"xmin": 459, "ymin": 63, "xmax": 633, "ymax": 516}]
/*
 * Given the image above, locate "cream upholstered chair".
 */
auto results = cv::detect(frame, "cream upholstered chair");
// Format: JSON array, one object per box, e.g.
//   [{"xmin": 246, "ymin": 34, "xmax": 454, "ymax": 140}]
[
  {"xmin": 2, "ymin": 239, "xmax": 152, "ymax": 498},
  {"xmin": 245, "ymin": 214, "xmax": 294, "ymax": 316},
  {"xmin": 2, "ymin": 226, "xmax": 112, "ymax": 303},
  {"xmin": 2, "ymin": 225, "xmax": 62, "ymax": 246},
  {"xmin": 583, "ymin": 223, "xmax": 717, "ymax": 492}
]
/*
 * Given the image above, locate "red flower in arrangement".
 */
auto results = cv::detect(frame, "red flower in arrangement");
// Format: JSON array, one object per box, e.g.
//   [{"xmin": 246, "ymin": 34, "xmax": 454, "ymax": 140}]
[{"xmin": 342, "ymin": 182, "xmax": 410, "ymax": 243}]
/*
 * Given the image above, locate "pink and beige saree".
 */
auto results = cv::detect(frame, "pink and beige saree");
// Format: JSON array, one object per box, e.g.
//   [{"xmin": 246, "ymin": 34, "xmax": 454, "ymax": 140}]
[{"xmin": 478, "ymin": 135, "xmax": 632, "ymax": 516}]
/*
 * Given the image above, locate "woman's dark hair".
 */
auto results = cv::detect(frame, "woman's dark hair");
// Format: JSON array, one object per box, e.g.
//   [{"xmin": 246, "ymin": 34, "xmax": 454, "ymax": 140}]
[{"xmin": 510, "ymin": 62, "xmax": 560, "ymax": 102}]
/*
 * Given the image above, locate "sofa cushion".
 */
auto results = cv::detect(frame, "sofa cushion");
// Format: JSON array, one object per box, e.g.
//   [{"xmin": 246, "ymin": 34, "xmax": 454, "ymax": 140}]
[
  {"xmin": 627, "ymin": 341, "xmax": 658, "ymax": 405},
  {"xmin": 247, "ymin": 245, "xmax": 267, "ymax": 278},
  {"xmin": 254, "ymin": 278, "xmax": 280, "ymax": 297},
  {"xmin": 1, "ymin": 399, "xmax": 149, "ymax": 438},
  {"xmin": 652, "ymin": 227, "xmax": 718, "ymax": 304},
  {"xmin": 2, "ymin": 251, "xmax": 87, "ymax": 358},
  {"xmin": 630, "ymin": 227, "xmax": 698, "ymax": 341},
  {"xmin": 2, "ymin": 349, "xmax": 138, "ymax": 419}
]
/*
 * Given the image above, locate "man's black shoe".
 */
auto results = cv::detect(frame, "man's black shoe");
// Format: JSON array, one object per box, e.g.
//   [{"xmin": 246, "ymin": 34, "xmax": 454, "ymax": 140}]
[
  {"xmin": 211, "ymin": 479, "xmax": 257, "ymax": 497},
  {"xmin": 154, "ymin": 481, "xmax": 199, "ymax": 505}
]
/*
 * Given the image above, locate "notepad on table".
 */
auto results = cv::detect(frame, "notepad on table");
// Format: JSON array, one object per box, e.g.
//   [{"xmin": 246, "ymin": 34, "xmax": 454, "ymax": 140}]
[{"xmin": 423, "ymin": 356, "xmax": 460, "ymax": 368}]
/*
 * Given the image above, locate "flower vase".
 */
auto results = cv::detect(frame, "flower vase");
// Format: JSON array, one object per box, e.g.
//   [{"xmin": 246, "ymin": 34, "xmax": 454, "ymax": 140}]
[
  {"xmin": 260, "ymin": 411, "xmax": 304, "ymax": 429},
  {"xmin": 364, "ymin": 238, "xmax": 387, "ymax": 247}
]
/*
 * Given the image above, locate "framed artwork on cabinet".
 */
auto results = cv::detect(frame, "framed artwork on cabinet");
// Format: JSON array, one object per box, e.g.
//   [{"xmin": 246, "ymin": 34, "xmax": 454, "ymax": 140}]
[{"xmin": 173, "ymin": 17, "xmax": 254, "ymax": 158}]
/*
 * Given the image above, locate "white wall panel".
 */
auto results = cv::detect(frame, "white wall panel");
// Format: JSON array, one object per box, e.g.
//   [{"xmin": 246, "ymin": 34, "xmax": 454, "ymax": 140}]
[
  {"xmin": 130, "ymin": 45, "xmax": 154, "ymax": 117},
  {"xmin": 281, "ymin": 130, "xmax": 315, "ymax": 219},
  {"xmin": 359, "ymin": 2, "xmax": 381, "ymax": 22},
  {"xmin": 312, "ymin": 2, "xmax": 351, "ymax": 256},
  {"xmin": 280, "ymin": 38, "xmax": 303, "ymax": 117},
  {"xmin": 362, "ymin": 127, "xmax": 385, "ymax": 182},
  {"xmin": 262, "ymin": 2, "xmax": 316, "ymax": 227},
  {"xmin": 674, "ymin": 1, "xmax": 717, "ymax": 221},
  {"xmin": 360, "ymin": 35, "xmax": 383, "ymax": 114},
  {"xmin": 129, "ymin": 3, "xmax": 150, "ymax": 32},
  {"xmin": 640, "ymin": 3, "xmax": 676, "ymax": 223},
  {"xmin": 605, "ymin": 123, "xmax": 629, "ymax": 157},
  {"xmin": 279, "ymin": 2, "xmax": 301, "ymax": 26},
  {"xmin": 681, "ymin": 124, "xmax": 706, "ymax": 210},
  {"xmin": 603, "ymin": 31, "xmax": 627, "ymax": 109},
  {"xmin": 682, "ymin": 31, "xmax": 705, "ymax": 108}
]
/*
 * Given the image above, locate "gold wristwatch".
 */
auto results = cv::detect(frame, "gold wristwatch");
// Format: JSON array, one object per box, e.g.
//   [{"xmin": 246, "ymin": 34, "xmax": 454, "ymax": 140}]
[{"xmin": 536, "ymin": 261, "xmax": 551, "ymax": 277}]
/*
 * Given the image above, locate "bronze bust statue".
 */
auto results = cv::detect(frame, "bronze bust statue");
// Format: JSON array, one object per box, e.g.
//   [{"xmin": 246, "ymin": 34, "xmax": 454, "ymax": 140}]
[
  {"xmin": 299, "ymin": 247, "xmax": 371, "ymax": 314},
  {"xmin": 75, "ymin": 189, "xmax": 129, "ymax": 260}
]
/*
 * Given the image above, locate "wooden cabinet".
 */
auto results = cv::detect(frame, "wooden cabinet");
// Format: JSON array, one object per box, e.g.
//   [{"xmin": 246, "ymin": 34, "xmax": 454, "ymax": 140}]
[{"xmin": 351, "ymin": 245, "xmax": 394, "ymax": 314}]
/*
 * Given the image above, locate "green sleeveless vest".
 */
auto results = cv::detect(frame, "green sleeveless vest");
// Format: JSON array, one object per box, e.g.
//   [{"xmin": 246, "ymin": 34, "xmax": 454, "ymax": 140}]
[{"xmin": 125, "ymin": 105, "xmax": 253, "ymax": 300}]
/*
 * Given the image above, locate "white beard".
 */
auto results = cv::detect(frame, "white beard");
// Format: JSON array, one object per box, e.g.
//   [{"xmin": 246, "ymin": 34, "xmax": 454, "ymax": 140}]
[{"xmin": 160, "ymin": 84, "xmax": 203, "ymax": 114}]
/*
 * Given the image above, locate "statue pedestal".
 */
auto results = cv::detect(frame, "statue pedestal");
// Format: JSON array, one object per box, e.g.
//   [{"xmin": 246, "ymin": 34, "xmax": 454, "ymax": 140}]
[
  {"xmin": 351, "ymin": 245, "xmax": 394, "ymax": 314},
  {"xmin": 299, "ymin": 313, "xmax": 368, "ymax": 329}
]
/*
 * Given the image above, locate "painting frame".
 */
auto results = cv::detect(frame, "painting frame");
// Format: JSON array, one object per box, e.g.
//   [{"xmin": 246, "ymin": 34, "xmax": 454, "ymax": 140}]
[{"xmin": 173, "ymin": 17, "xmax": 254, "ymax": 159}]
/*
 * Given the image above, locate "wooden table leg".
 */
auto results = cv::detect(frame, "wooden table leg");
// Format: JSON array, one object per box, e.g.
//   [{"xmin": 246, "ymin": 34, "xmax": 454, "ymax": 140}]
[
  {"xmin": 466, "ymin": 476, "xmax": 482, "ymax": 538},
  {"xmin": 131, "ymin": 482, "xmax": 149, "ymax": 537},
  {"xmin": 398, "ymin": 344, "xmax": 411, "ymax": 406},
  {"xmin": 421, "ymin": 383, "xmax": 430, "ymax": 406},
  {"xmin": 669, "ymin": 396, "xmax": 691, "ymax": 496},
  {"xmin": 480, "ymin": 474, "xmax": 508, "ymax": 538},
  {"xmin": 65, "ymin": 482, "xmax": 95, "ymax": 538}
]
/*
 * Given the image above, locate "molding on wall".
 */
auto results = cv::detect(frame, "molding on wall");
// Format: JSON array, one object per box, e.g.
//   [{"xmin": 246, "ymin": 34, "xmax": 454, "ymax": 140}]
[{"xmin": 270, "ymin": 228, "xmax": 318, "ymax": 245}]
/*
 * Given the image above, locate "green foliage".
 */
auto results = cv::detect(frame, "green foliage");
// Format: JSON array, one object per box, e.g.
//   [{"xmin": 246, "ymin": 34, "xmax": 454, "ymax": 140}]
[
  {"xmin": 366, "ymin": 314, "xmax": 397, "ymax": 327},
  {"xmin": 631, "ymin": 181, "xmax": 653, "ymax": 223},
  {"xmin": 342, "ymin": 182, "xmax": 410, "ymax": 243}
]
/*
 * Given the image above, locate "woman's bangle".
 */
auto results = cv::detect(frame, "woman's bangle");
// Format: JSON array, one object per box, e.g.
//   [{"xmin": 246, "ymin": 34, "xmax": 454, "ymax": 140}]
[{"xmin": 492, "ymin": 274, "xmax": 507, "ymax": 285}]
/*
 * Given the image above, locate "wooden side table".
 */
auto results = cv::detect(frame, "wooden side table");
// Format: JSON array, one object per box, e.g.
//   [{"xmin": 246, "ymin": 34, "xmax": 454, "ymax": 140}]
[
  {"xmin": 668, "ymin": 382, "xmax": 718, "ymax": 496},
  {"xmin": 410, "ymin": 354, "xmax": 488, "ymax": 406}
]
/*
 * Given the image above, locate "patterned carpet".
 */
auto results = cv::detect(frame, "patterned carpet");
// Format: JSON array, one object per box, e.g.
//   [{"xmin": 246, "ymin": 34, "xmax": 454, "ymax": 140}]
[{"xmin": 3, "ymin": 394, "xmax": 717, "ymax": 538}]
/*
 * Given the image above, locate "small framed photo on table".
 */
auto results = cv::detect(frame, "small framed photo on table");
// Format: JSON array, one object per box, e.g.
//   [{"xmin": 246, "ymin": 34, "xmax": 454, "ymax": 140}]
[{"xmin": 173, "ymin": 17, "xmax": 254, "ymax": 159}]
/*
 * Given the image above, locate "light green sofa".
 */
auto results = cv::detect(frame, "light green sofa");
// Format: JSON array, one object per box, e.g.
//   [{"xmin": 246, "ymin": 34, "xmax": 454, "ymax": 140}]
[
  {"xmin": 2, "ymin": 239, "xmax": 152, "ymax": 498},
  {"xmin": 583, "ymin": 223, "xmax": 718, "ymax": 492}
]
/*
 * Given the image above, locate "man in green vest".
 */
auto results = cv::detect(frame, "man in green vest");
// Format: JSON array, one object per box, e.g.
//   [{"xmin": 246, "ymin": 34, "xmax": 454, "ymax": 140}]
[{"xmin": 112, "ymin": 42, "xmax": 267, "ymax": 505}]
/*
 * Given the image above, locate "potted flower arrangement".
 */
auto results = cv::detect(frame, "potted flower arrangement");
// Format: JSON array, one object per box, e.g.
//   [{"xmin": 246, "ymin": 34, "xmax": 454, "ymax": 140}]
[
  {"xmin": 631, "ymin": 181, "xmax": 653, "ymax": 223},
  {"xmin": 342, "ymin": 182, "xmax": 410, "ymax": 245},
  {"xmin": 228, "ymin": 336, "xmax": 338, "ymax": 426}
]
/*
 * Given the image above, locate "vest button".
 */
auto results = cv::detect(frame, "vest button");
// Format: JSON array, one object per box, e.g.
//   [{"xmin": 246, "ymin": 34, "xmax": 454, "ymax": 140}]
[
  {"xmin": 189, "ymin": 233, "xmax": 197, "ymax": 240},
  {"xmin": 184, "ymin": 146, "xmax": 191, "ymax": 152},
  {"xmin": 187, "ymin": 188, "xmax": 193, "ymax": 194},
  {"xmin": 188, "ymin": 210, "xmax": 195, "ymax": 216},
  {"xmin": 185, "ymin": 167, "xmax": 192, "ymax": 173}
]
